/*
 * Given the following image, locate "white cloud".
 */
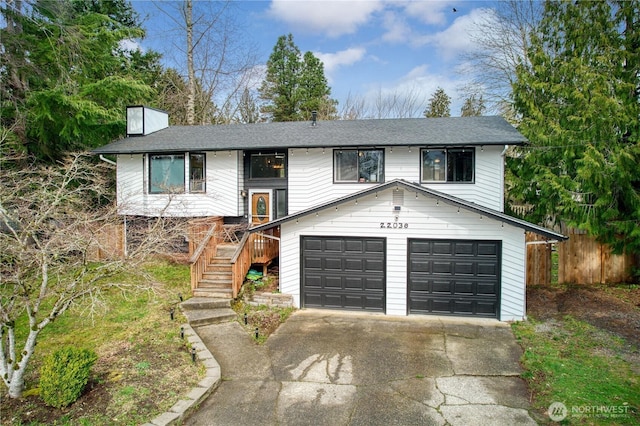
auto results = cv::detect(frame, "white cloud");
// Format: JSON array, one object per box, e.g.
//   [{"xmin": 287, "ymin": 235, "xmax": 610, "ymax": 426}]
[
  {"xmin": 413, "ymin": 8, "xmax": 492, "ymax": 60},
  {"xmin": 403, "ymin": 0, "xmax": 451, "ymax": 26},
  {"xmin": 314, "ymin": 47, "xmax": 367, "ymax": 80},
  {"xmin": 267, "ymin": 0, "xmax": 384, "ymax": 37},
  {"xmin": 360, "ymin": 64, "xmax": 470, "ymax": 117},
  {"xmin": 380, "ymin": 10, "xmax": 411, "ymax": 43}
]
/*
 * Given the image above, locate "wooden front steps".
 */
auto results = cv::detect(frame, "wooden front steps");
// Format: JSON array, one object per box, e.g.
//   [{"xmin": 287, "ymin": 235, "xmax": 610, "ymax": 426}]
[
  {"xmin": 180, "ymin": 297, "xmax": 237, "ymax": 326},
  {"xmin": 193, "ymin": 244, "xmax": 237, "ymax": 299}
]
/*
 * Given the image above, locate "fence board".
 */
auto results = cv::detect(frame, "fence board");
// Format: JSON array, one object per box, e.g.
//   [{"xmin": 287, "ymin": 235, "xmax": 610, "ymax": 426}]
[{"xmin": 526, "ymin": 232, "xmax": 552, "ymax": 285}]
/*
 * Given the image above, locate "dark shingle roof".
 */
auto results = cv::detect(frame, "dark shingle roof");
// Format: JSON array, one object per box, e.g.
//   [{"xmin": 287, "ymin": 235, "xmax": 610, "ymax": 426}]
[
  {"xmin": 249, "ymin": 179, "xmax": 567, "ymax": 241},
  {"xmin": 92, "ymin": 116, "xmax": 527, "ymax": 154}
]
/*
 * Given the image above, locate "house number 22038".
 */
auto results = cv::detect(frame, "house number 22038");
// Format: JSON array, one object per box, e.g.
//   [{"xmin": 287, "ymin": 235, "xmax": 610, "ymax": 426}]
[{"xmin": 380, "ymin": 222, "xmax": 409, "ymax": 229}]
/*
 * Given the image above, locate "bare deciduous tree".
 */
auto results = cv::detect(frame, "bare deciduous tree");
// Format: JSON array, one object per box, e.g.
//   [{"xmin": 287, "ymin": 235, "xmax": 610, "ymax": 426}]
[
  {"xmin": 0, "ymin": 153, "xmax": 185, "ymax": 398},
  {"xmin": 462, "ymin": 0, "xmax": 543, "ymax": 113},
  {"xmin": 151, "ymin": 0, "xmax": 258, "ymax": 125}
]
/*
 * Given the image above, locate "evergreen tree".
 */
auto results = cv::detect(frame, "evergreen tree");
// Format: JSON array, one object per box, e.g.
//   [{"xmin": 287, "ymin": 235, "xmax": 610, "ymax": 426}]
[
  {"xmin": 511, "ymin": 0, "xmax": 640, "ymax": 254},
  {"xmin": 0, "ymin": 0, "xmax": 160, "ymax": 161},
  {"xmin": 423, "ymin": 87, "xmax": 451, "ymax": 118},
  {"xmin": 259, "ymin": 34, "xmax": 337, "ymax": 122},
  {"xmin": 460, "ymin": 94, "xmax": 486, "ymax": 117}
]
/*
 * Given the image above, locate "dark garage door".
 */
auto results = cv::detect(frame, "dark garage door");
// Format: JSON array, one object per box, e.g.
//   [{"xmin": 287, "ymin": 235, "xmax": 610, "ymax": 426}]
[
  {"xmin": 301, "ymin": 236, "xmax": 385, "ymax": 312},
  {"xmin": 408, "ymin": 239, "xmax": 500, "ymax": 318}
]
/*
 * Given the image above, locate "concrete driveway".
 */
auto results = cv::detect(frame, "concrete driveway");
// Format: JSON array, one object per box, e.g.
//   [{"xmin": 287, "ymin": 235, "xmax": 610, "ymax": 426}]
[{"xmin": 185, "ymin": 310, "xmax": 537, "ymax": 426}]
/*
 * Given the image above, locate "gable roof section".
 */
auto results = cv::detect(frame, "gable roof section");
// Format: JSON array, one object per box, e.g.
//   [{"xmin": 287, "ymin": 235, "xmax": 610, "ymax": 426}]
[
  {"xmin": 92, "ymin": 116, "xmax": 527, "ymax": 155},
  {"xmin": 249, "ymin": 179, "xmax": 567, "ymax": 241}
]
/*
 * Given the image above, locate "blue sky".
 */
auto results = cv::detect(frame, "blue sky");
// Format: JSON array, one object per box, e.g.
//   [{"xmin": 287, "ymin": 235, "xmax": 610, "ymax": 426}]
[{"xmin": 132, "ymin": 1, "xmax": 498, "ymax": 117}]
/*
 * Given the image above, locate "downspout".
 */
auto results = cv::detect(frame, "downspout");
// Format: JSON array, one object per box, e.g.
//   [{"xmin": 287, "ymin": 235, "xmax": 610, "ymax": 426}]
[{"xmin": 99, "ymin": 154, "xmax": 117, "ymax": 166}]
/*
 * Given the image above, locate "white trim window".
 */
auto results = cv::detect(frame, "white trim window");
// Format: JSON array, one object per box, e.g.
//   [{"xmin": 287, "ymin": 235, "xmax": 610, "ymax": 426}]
[
  {"xmin": 148, "ymin": 152, "xmax": 206, "ymax": 193},
  {"xmin": 421, "ymin": 148, "xmax": 474, "ymax": 183}
]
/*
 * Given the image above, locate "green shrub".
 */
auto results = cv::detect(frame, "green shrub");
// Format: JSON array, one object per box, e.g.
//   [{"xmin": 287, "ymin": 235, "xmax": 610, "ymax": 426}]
[{"xmin": 40, "ymin": 347, "xmax": 98, "ymax": 408}]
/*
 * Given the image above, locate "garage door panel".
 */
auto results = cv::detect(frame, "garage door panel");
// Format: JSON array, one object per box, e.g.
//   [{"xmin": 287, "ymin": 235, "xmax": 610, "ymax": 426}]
[
  {"xmin": 432, "ymin": 280, "xmax": 453, "ymax": 294},
  {"xmin": 453, "ymin": 281, "xmax": 474, "ymax": 295},
  {"xmin": 433, "ymin": 242, "xmax": 453, "ymax": 255},
  {"xmin": 432, "ymin": 261, "xmax": 453, "ymax": 275},
  {"xmin": 365, "ymin": 240, "xmax": 385, "ymax": 253},
  {"xmin": 304, "ymin": 256, "xmax": 322, "ymax": 269},
  {"xmin": 345, "ymin": 258, "xmax": 364, "ymax": 271},
  {"xmin": 408, "ymin": 239, "xmax": 500, "ymax": 319},
  {"xmin": 477, "ymin": 243, "xmax": 499, "ymax": 256},
  {"xmin": 344, "ymin": 276, "xmax": 364, "ymax": 289},
  {"xmin": 324, "ymin": 239, "xmax": 343, "ymax": 252},
  {"xmin": 410, "ymin": 259, "xmax": 431, "ymax": 273},
  {"xmin": 454, "ymin": 262, "xmax": 475, "ymax": 275},
  {"xmin": 454, "ymin": 242, "xmax": 475, "ymax": 256},
  {"xmin": 302, "ymin": 237, "xmax": 386, "ymax": 312},
  {"xmin": 345, "ymin": 240, "xmax": 364, "ymax": 252},
  {"xmin": 323, "ymin": 258, "xmax": 343, "ymax": 270},
  {"xmin": 365, "ymin": 258, "xmax": 384, "ymax": 272},
  {"xmin": 478, "ymin": 263, "xmax": 498, "ymax": 276},
  {"xmin": 364, "ymin": 277, "xmax": 385, "ymax": 291},
  {"xmin": 303, "ymin": 238, "xmax": 323, "ymax": 251}
]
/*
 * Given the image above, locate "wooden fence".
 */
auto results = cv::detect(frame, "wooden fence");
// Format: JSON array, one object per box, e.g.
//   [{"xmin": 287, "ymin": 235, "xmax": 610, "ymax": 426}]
[
  {"xmin": 557, "ymin": 229, "xmax": 635, "ymax": 284},
  {"xmin": 526, "ymin": 229, "xmax": 636, "ymax": 285}
]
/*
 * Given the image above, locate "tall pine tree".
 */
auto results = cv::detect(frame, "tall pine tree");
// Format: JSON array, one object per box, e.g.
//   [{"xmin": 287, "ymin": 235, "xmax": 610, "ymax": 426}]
[
  {"xmin": 259, "ymin": 34, "xmax": 337, "ymax": 122},
  {"xmin": 510, "ymin": 0, "xmax": 640, "ymax": 254},
  {"xmin": 423, "ymin": 87, "xmax": 451, "ymax": 118}
]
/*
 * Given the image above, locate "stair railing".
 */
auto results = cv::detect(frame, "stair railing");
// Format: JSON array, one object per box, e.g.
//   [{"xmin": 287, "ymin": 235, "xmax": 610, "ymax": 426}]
[
  {"xmin": 230, "ymin": 232, "xmax": 252, "ymax": 298},
  {"xmin": 189, "ymin": 222, "xmax": 219, "ymax": 292}
]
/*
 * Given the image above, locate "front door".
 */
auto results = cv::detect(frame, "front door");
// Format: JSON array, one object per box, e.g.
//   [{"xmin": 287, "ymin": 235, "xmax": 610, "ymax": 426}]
[{"xmin": 250, "ymin": 190, "xmax": 271, "ymax": 226}]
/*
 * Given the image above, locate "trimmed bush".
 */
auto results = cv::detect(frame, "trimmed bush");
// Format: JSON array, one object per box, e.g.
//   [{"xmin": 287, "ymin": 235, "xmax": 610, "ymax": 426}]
[{"xmin": 40, "ymin": 347, "xmax": 98, "ymax": 408}]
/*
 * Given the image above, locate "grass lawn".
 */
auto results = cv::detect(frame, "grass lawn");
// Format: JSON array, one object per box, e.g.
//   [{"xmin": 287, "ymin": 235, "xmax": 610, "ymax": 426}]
[
  {"xmin": 512, "ymin": 316, "xmax": 639, "ymax": 424},
  {"xmin": 1, "ymin": 259, "xmax": 203, "ymax": 425}
]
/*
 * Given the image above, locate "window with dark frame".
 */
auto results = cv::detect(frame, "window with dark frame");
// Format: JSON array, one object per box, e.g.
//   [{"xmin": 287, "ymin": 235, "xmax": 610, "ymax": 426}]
[
  {"xmin": 421, "ymin": 148, "xmax": 474, "ymax": 183},
  {"xmin": 189, "ymin": 153, "xmax": 205, "ymax": 192},
  {"xmin": 148, "ymin": 152, "xmax": 206, "ymax": 194},
  {"xmin": 334, "ymin": 149, "xmax": 384, "ymax": 183},
  {"xmin": 149, "ymin": 154, "xmax": 185, "ymax": 193},
  {"xmin": 250, "ymin": 153, "xmax": 286, "ymax": 179}
]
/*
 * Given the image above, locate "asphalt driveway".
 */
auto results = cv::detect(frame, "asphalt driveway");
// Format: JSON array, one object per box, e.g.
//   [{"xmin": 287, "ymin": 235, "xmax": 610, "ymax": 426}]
[{"xmin": 185, "ymin": 310, "xmax": 537, "ymax": 426}]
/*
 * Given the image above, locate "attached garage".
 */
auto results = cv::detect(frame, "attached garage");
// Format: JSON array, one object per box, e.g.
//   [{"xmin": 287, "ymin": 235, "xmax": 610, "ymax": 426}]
[
  {"xmin": 301, "ymin": 236, "xmax": 386, "ymax": 312},
  {"xmin": 408, "ymin": 239, "xmax": 501, "ymax": 318}
]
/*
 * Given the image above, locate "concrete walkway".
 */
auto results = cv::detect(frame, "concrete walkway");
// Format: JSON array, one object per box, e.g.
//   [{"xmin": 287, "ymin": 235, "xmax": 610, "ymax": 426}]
[{"xmin": 185, "ymin": 310, "xmax": 537, "ymax": 426}]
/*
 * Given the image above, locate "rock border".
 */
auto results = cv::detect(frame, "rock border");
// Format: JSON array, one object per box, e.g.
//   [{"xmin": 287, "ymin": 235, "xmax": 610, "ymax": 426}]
[{"xmin": 141, "ymin": 324, "xmax": 220, "ymax": 426}]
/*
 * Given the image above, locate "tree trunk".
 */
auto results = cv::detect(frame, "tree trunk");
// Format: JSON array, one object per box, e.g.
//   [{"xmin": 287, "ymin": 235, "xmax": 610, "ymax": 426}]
[
  {"xmin": 4, "ymin": 327, "xmax": 38, "ymax": 398},
  {"xmin": 186, "ymin": 0, "xmax": 195, "ymax": 125}
]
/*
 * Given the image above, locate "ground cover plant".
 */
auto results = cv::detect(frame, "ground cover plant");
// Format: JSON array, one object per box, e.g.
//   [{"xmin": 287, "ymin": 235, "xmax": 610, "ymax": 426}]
[
  {"xmin": 516, "ymin": 284, "xmax": 640, "ymax": 424},
  {"xmin": 0, "ymin": 260, "xmax": 202, "ymax": 425},
  {"xmin": 232, "ymin": 269, "xmax": 295, "ymax": 344}
]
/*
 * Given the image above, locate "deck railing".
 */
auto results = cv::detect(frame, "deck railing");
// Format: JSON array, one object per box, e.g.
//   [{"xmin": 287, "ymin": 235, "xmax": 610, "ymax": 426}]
[
  {"xmin": 189, "ymin": 219, "xmax": 280, "ymax": 298},
  {"xmin": 230, "ymin": 228, "xmax": 280, "ymax": 298}
]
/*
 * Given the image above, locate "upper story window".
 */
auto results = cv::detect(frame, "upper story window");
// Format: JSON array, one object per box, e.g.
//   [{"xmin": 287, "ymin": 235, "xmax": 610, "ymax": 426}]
[
  {"xmin": 421, "ymin": 148, "xmax": 474, "ymax": 183},
  {"xmin": 149, "ymin": 153, "xmax": 205, "ymax": 194},
  {"xmin": 250, "ymin": 153, "xmax": 286, "ymax": 179},
  {"xmin": 334, "ymin": 149, "xmax": 384, "ymax": 183}
]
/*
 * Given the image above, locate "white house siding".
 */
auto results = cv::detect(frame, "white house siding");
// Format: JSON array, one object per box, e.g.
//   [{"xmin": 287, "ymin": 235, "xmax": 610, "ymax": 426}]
[
  {"xmin": 287, "ymin": 146, "xmax": 505, "ymax": 214},
  {"xmin": 116, "ymin": 151, "xmax": 241, "ymax": 217},
  {"xmin": 278, "ymin": 186, "xmax": 526, "ymax": 321}
]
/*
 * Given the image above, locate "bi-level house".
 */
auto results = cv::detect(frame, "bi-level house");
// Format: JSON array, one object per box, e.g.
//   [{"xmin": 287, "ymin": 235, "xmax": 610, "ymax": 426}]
[{"xmin": 93, "ymin": 106, "xmax": 565, "ymax": 321}]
